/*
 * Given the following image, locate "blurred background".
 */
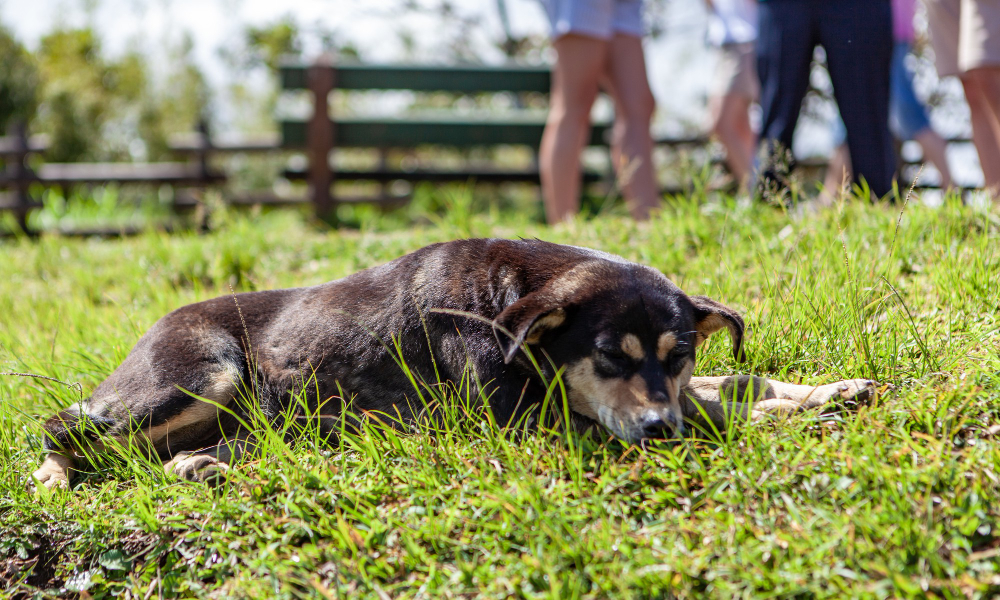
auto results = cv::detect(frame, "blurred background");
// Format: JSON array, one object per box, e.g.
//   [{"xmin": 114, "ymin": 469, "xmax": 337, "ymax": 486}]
[
  {"xmin": 3, "ymin": 0, "xmax": 973, "ymax": 158},
  {"xmin": 0, "ymin": 0, "xmax": 980, "ymax": 233}
]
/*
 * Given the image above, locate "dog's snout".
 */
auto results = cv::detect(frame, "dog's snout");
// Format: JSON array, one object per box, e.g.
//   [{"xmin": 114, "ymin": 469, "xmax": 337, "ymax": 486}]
[
  {"xmin": 640, "ymin": 412, "xmax": 681, "ymax": 439},
  {"xmin": 641, "ymin": 417, "xmax": 669, "ymax": 439}
]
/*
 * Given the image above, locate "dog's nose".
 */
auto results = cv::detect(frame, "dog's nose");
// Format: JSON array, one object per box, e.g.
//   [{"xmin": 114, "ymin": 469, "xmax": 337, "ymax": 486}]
[{"xmin": 640, "ymin": 412, "xmax": 682, "ymax": 439}]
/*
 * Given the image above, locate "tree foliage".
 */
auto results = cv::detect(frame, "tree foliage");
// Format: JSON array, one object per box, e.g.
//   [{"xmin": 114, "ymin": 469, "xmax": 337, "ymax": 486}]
[
  {"xmin": 0, "ymin": 24, "xmax": 40, "ymax": 133},
  {"xmin": 2, "ymin": 24, "xmax": 209, "ymax": 163}
]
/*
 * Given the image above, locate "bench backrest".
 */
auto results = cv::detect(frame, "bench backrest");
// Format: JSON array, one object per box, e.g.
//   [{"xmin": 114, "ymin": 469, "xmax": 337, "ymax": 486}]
[
  {"xmin": 278, "ymin": 62, "xmax": 609, "ymax": 150},
  {"xmin": 279, "ymin": 63, "xmax": 551, "ymax": 93}
]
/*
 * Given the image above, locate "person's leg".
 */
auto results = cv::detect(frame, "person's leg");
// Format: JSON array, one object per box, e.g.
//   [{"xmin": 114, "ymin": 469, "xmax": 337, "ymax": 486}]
[
  {"xmin": 539, "ymin": 34, "xmax": 608, "ymax": 224},
  {"xmin": 709, "ymin": 43, "xmax": 757, "ymax": 188},
  {"xmin": 602, "ymin": 33, "xmax": 659, "ymax": 219},
  {"xmin": 889, "ymin": 41, "xmax": 955, "ymax": 190},
  {"xmin": 756, "ymin": 0, "xmax": 816, "ymax": 193},
  {"xmin": 822, "ymin": 143, "xmax": 852, "ymax": 205},
  {"xmin": 711, "ymin": 92, "xmax": 756, "ymax": 186},
  {"xmin": 820, "ymin": 0, "xmax": 895, "ymax": 198},
  {"xmin": 960, "ymin": 68, "xmax": 1000, "ymax": 192},
  {"xmin": 913, "ymin": 129, "xmax": 954, "ymax": 190}
]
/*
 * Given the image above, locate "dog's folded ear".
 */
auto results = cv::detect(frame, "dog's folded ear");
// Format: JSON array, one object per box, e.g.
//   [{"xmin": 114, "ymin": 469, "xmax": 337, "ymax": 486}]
[
  {"xmin": 690, "ymin": 295, "xmax": 746, "ymax": 362},
  {"xmin": 492, "ymin": 295, "xmax": 569, "ymax": 364}
]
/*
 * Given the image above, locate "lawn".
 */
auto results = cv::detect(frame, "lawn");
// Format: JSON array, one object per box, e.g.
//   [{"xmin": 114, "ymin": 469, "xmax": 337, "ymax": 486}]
[{"xmin": 1, "ymin": 192, "xmax": 999, "ymax": 598}]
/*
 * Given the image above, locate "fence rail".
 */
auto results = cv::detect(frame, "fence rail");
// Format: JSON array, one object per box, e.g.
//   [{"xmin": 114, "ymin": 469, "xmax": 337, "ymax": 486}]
[{"xmin": 0, "ymin": 117, "xmax": 979, "ymax": 236}]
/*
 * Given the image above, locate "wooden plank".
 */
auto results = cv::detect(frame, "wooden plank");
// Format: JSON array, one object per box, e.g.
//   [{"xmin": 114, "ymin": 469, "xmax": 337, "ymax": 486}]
[
  {"xmin": 0, "ymin": 192, "xmax": 42, "ymax": 210},
  {"xmin": 176, "ymin": 192, "xmax": 408, "ymax": 207},
  {"xmin": 0, "ymin": 133, "xmax": 49, "ymax": 157},
  {"xmin": 226, "ymin": 193, "xmax": 309, "ymax": 206},
  {"xmin": 281, "ymin": 167, "xmax": 605, "ymax": 184},
  {"xmin": 281, "ymin": 117, "xmax": 609, "ymax": 149},
  {"xmin": 280, "ymin": 63, "xmax": 551, "ymax": 93},
  {"xmin": 653, "ymin": 135, "xmax": 711, "ymax": 146},
  {"xmin": 56, "ymin": 223, "xmax": 178, "ymax": 237},
  {"xmin": 169, "ymin": 132, "xmax": 280, "ymax": 154},
  {"xmin": 32, "ymin": 162, "xmax": 224, "ymax": 186},
  {"xmin": 279, "ymin": 63, "xmax": 310, "ymax": 90}
]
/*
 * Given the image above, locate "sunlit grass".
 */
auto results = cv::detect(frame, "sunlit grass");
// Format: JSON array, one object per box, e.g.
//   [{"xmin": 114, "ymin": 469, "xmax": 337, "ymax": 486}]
[{"xmin": 1, "ymin": 188, "xmax": 999, "ymax": 598}]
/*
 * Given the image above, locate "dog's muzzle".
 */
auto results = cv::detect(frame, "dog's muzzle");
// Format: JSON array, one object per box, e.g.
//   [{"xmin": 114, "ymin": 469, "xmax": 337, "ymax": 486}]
[{"xmin": 637, "ymin": 410, "xmax": 685, "ymax": 441}]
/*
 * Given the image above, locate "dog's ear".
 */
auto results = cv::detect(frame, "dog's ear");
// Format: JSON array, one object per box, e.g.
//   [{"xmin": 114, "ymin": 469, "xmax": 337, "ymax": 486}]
[
  {"xmin": 690, "ymin": 295, "xmax": 746, "ymax": 362},
  {"xmin": 492, "ymin": 295, "xmax": 569, "ymax": 364}
]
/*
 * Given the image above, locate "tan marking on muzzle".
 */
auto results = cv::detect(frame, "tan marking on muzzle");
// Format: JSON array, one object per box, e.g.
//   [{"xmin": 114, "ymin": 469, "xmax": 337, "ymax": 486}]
[
  {"xmin": 656, "ymin": 332, "xmax": 677, "ymax": 361},
  {"xmin": 620, "ymin": 333, "xmax": 644, "ymax": 361},
  {"xmin": 565, "ymin": 357, "xmax": 683, "ymax": 441}
]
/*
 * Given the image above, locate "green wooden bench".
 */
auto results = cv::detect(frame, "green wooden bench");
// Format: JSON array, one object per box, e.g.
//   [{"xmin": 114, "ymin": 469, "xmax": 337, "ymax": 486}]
[{"xmin": 277, "ymin": 61, "xmax": 611, "ymax": 219}]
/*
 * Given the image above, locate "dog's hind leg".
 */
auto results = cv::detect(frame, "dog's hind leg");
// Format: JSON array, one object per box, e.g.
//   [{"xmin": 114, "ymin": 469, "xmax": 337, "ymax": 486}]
[
  {"xmin": 33, "ymin": 358, "xmax": 247, "ymax": 489},
  {"xmin": 163, "ymin": 427, "xmax": 258, "ymax": 485},
  {"xmin": 32, "ymin": 401, "xmax": 116, "ymax": 489},
  {"xmin": 32, "ymin": 452, "xmax": 75, "ymax": 490}
]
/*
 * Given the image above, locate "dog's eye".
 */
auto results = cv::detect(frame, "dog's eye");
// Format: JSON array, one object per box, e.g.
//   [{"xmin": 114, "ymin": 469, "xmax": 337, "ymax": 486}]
[
  {"xmin": 667, "ymin": 346, "xmax": 690, "ymax": 361},
  {"xmin": 595, "ymin": 347, "xmax": 630, "ymax": 367},
  {"xmin": 662, "ymin": 345, "xmax": 692, "ymax": 373}
]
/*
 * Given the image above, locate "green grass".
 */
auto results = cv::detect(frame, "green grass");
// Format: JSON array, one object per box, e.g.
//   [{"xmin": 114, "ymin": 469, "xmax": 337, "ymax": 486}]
[{"xmin": 1, "ymin": 190, "xmax": 999, "ymax": 598}]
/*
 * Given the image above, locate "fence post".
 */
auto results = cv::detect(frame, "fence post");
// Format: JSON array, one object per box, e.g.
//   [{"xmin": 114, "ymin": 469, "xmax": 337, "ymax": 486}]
[
  {"xmin": 307, "ymin": 56, "xmax": 336, "ymax": 224},
  {"xmin": 9, "ymin": 122, "xmax": 32, "ymax": 235},
  {"xmin": 191, "ymin": 118, "xmax": 214, "ymax": 231},
  {"xmin": 195, "ymin": 119, "xmax": 213, "ymax": 182}
]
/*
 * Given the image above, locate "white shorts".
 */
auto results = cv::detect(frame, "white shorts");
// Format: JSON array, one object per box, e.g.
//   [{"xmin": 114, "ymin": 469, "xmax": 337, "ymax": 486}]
[
  {"xmin": 711, "ymin": 42, "xmax": 759, "ymax": 100},
  {"xmin": 540, "ymin": 0, "xmax": 644, "ymax": 40},
  {"xmin": 925, "ymin": 0, "xmax": 1000, "ymax": 76}
]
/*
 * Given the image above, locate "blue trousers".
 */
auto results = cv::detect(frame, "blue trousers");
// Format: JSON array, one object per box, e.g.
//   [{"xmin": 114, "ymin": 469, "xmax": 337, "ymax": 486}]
[{"xmin": 757, "ymin": 0, "xmax": 895, "ymax": 198}]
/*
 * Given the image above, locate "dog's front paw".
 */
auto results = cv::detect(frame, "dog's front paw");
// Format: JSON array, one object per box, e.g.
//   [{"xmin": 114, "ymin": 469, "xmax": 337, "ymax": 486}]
[
  {"xmin": 839, "ymin": 379, "xmax": 877, "ymax": 403},
  {"xmin": 797, "ymin": 379, "xmax": 878, "ymax": 410},
  {"xmin": 828, "ymin": 378, "xmax": 878, "ymax": 409},
  {"xmin": 164, "ymin": 453, "xmax": 229, "ymax": 486}
]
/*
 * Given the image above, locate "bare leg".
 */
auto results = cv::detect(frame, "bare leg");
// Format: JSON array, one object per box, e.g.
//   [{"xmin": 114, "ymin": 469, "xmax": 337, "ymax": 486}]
[
  {"xmin": 539, "ymin": 34, "xmax": 608, "ymax": 224},
  {"xmin": 681, "ymin": 375, "xmax": 876, "ymax": 431},
  {"xmin": 603, "ymin": 33, "xmax": 660, "ymax": 219},
  {"xmin": 821, "ymin": 143, "xmax": 852, "ymax": 206},
  {"xmin": 710, "ymin": 92, "xmax": 756, "ymax": 187},
  {"xmin": 961, "ymin": 68, "xmax": 1000, "ymax": 194},
  {"xmin": 913, "ymin": 128, "xmax": 953, "ymax": 191}
]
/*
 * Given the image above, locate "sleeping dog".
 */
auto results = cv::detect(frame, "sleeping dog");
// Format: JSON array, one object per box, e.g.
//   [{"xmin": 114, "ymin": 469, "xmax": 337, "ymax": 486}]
[{"xmin": 32, "ymin": 239, "xmax": 875, "ymax": 488}]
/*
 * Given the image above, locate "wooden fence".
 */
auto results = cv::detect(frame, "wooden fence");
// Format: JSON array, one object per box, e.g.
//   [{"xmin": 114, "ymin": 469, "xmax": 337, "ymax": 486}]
[{"xmin": 0, "ymin": 99, "xmax": 978, "ymax": 236}]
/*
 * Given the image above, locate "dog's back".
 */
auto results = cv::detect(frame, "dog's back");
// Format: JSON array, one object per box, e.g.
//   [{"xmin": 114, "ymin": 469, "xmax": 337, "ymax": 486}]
[{"xmin": 35, "ymin": 239, "xmax": 618, "ymax": 485}]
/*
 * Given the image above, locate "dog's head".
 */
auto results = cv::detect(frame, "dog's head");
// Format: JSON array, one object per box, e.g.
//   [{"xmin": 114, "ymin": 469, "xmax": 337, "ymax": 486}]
[{"xmin": 493, "ymin": 259, "xmax": 744, "ymax": 443}]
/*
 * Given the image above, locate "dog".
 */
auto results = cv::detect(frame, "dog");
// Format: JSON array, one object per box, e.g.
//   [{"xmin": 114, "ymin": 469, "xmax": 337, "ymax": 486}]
[{"xmin": 32, "ymin": 239, "xmax": 875, "ymax": 488}]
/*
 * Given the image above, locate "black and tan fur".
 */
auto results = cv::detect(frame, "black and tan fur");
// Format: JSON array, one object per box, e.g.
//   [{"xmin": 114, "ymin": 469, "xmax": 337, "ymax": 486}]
[{"xmin": 32, "ymin": 239, "xmax": 875, "ymax": 488}]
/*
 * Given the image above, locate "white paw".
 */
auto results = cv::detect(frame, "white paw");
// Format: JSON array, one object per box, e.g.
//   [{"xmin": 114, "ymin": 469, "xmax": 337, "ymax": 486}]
[
  {"xmin": 798, "ymin": 379, "xmax": 878, "ymax": 410},
  {"xmin": 164, "ymin": 453, "xmax": 229, "ymax": 485}
]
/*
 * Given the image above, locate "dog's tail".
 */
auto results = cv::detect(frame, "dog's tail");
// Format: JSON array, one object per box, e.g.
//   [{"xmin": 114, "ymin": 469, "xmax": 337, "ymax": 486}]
[{"xmin": 41, "ymin": 401, "xmax": 117, "ymax": 452}]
